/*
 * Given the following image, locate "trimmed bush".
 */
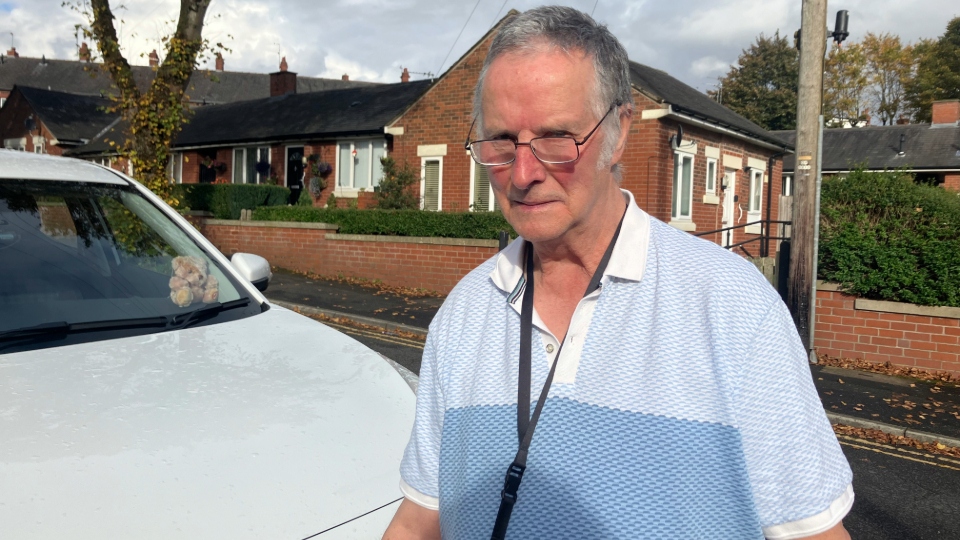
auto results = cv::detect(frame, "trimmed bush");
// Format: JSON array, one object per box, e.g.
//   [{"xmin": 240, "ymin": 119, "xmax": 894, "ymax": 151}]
[
  {"xmin": 177, "ymin": 184, "xmax": 290, "ymax": 219},
  {"xmin": 251, "ymin": 207, "xmax": 515, "ymax": 240},
  {"xmin": 818, "ymin": 169, "xmax": 960, "ymax": 307}
]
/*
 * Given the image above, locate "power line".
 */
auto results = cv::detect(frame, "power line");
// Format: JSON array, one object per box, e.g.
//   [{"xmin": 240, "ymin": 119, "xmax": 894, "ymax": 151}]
[
  {"xmin": 591, "ymin": 0, "xmax": 600, "ymax": 17},
  {"xmin": 490, "ymin": 0, "xmax": 509, "ymax": 28},
  {"xmin": 436, "ymin": 0, "xmax": 482, "ymax": 76}
]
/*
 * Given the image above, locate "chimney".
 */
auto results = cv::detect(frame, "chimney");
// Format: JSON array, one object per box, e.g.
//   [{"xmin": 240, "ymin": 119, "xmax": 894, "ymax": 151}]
[
  {"xmin": 270, "ymin": 57, "xmax": 297, "ymax": 96},
  {"xmin": 148, "ymin": 49, "xmax": 159, "ymax": 67},
  {"xmin": 6, "ymin": 46, "xmax": 18, "ymax": 58},
  {"xmin": 931, "ymin": 100, "xmax": 960, "ymax": 125},
  {"xmin": 79, "ymin": 42, "xmax": 91, "ymax": 62},
  {"xmin": 401, "ymin": 67, "xmax": 410, "ymax": 83},
  {"xmin": 215, "ymin": 52, "xmax": 224, "ymax": 71},
  {"xmin": 896, "ymin": 115, "xmax": 910, "ymax": 125},
  {"xmin": 341, "ymin": 74, "xmax": 349, "ymax": 81}
]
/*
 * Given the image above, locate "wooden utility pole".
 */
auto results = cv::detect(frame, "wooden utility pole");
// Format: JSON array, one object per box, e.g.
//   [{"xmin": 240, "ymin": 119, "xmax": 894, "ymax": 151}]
[{"xmin": 788, "ymin": 0, "xmax": 828, "ymax": 359}]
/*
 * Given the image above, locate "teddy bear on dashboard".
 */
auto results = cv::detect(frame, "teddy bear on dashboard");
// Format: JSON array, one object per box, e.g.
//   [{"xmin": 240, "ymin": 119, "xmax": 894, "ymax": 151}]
[{"xmin": 169, "ymin": 255, "xmax": 219, "ymax": 307}]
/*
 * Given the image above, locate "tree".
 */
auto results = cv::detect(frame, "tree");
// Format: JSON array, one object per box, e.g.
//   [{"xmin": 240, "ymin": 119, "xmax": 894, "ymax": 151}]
[
  {"xmin": 71, "ymin": 0, "xmax": 215, "ymax": 205},
  {"xmin": 711, "ymin": 31, "xmax": 799, "ymax": 131},
  {"xmin": 823, "ymin": 42, "xmax": 870, "ymax": 127},
  {"xmin": 905, "ymin": 17, "xmax": 960, "ymax": 122},
  {"xmin": 375, "ymin": 157, "xmax": 419, "ymax": 210},
  {"xmin": 862, "ymin": 33, "xmax": 913, "ymax": 125}
]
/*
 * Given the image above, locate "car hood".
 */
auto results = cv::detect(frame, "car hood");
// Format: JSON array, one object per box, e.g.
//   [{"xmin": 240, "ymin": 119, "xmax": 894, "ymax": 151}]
[{"xmin": 0, "ymin": 305, "xmax": 415, "ymax": 539}]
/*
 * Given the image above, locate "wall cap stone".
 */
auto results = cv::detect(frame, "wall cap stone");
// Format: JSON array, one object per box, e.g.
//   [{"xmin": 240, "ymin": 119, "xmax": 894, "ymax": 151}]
[
  {"xmin": 818, "ymin": 282, "xmax": 960, "ymax": 319},
  {"xmin": 326, "ymin": 233, "xmax": 499, "ymax": 248},
  {"xmin": 855, "ymin": 298, "xmax": 960, "ymax": 320},
  {"xmin": 205, "ymin": 219, "xmax": 338, "ymax": 230}
]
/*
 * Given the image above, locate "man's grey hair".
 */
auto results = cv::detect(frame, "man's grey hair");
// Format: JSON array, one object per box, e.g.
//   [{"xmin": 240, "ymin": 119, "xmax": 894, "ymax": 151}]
[{"xmin": 472, "ymin": 6, "xmax": 634, "ymax": 178}]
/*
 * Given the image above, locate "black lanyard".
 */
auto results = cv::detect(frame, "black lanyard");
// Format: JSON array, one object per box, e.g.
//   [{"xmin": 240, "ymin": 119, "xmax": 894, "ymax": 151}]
[{"xmin": 490, "ymin": 211, "xmax": 625, "ymax": 540}]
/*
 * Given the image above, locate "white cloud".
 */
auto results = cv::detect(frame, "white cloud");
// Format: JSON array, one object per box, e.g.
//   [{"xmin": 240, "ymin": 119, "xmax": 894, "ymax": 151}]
[{"xmin": 690, "ymin": 56, "xmax": 732, "ymax": 78}]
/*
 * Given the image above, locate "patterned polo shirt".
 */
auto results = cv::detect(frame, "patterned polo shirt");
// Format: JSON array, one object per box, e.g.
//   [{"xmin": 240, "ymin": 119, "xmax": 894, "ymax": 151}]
[{"xmin": 400, "ymin": 191, "xmax": 853, "ymax": 539}]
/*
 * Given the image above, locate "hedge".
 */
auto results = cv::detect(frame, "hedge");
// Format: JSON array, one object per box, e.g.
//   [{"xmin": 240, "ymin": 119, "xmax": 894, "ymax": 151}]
[
  {"xmin": 818, "ymin": 169, "xmax": 960, "ymax": 307},
  {"xmin": 177, "ymin": 184, "xmax": 290, "ymax": 220},
  {"xmin": 251, "ymin": 206, "xmax": 515, "ymax": 240}
]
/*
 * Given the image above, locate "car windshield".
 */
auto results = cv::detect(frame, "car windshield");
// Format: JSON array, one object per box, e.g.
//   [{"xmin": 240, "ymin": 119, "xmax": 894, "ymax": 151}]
[{"xmin": 0, "ymin": 178, "xmax": 261, "ymax": 353}]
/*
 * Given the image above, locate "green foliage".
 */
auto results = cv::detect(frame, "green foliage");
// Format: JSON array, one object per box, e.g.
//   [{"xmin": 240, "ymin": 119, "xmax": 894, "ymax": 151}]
[
  {"xmin": 177, "ymin": 184, "xmax": 288, "ymax": 219},
  {"xmin": 251, "ymin": 207, "xmax": 515, "ymax": 240},
  {"xmin": 375, "ymin": 156, "xmax": 419, "ymax": 210},
  {"xmin": 823, "ymin": 42, "xmax": 870, "ymax": 127},
  {"xmin": 818, "ymin": 169, "xmax": 960, "ymax": 307},
  {"xmin": 296, "ymin": 191, "xmax": 315, "ymax": 207},
  {"xmin": 711, "ymin": 31, "xmax": 799, "ymax": 131},
  {"xmin": 326, "ymin": 192, "xmax": 338, "ymax": 209},
  {"xmin": 905, "ymin": 18, "xmax": 960, "ymax": 122}
]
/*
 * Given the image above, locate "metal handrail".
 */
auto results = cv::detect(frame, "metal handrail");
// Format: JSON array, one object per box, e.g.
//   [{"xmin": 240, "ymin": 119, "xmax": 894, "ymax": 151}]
[{"xmin": 694, "ymin": 219, "xmax": 792, "ymax": 258}]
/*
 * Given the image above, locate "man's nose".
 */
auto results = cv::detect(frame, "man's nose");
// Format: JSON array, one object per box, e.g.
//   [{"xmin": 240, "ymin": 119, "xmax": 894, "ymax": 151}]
[{"xmin": 510, "ymin": 143, "xmax": 545, "ymax": 190}]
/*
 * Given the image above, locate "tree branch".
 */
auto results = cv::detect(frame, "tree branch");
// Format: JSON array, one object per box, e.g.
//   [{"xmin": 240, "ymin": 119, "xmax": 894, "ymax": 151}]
[{"xmin": 89, "ymin": 0, "xmax": 140, "ymax": 103}]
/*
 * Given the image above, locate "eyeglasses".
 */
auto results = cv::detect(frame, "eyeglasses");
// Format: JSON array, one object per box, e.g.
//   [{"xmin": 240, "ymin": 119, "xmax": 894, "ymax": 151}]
[{"xmin": 464, "ymin": 103, "xmax": 620, "ymax": 166}]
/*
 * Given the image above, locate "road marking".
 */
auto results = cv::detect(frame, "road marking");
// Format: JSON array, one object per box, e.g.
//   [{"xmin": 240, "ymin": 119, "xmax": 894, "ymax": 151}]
[
  {"xmin": 838, "ymin": 436, "xmax": 960, "ymax": 471},
  {"xmin": 323, "ymin": 320, "xmax": 425, "ymax": 349}
]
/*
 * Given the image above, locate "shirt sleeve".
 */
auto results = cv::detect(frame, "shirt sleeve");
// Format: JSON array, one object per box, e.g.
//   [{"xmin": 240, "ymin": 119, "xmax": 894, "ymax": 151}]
[
  {"xmin": 734, "ymin": 298, "xmax": 854, "ymax": 539},
  {"xmin": 398, "ymin": 331, "xmax": 444, "ymax": 510}
]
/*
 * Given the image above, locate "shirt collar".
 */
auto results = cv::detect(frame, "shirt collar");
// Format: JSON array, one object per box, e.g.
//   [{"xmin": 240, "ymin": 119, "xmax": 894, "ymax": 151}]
[{"xmin": 490, "ymin": 189, "xmax": 650, "ymax": 296}]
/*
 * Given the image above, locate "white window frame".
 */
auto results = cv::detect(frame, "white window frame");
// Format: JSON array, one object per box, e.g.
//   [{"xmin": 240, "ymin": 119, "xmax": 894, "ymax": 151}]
[
  {"xmin": 4, "ymin": 137, "xmax": 26, "ymax": 151},
  {"xmin": 233, "ymin": 146, "xmax": 271, "ymax": 184},
  {"xmin": 168, "ymin": 152, "xmax": 183, "ymax": 183},
  {"xmin": 0, "ymin": 97, "xmax": 6, "ymax": 109},
  {"xmin": 748, "ymin": 169, "xmax": 764, "ymax": 216},
  {"xmin": 671, "ymin": 150, "xmax": 695, "ymax": 226},
  {"xmin": 783, "ymin": 174, "xmax": 793, "ymax": 197},
  {"xmin": 705, "ymin": 158, "xmax": 717, "ymax": 194},
  {"xmin": 334, "ymin": 138, "xmax": 388, "ymax": 196},
  {"xmin": 33, "ymin": 135, "xmax": 45, "ymax": 154},
  {"xmin": 420, "ymin": 156, "xmax": 443, "ymax": 211},
  {"xmin": 468, "ymin": 159, "xmax": 495, "ymax": 211}
]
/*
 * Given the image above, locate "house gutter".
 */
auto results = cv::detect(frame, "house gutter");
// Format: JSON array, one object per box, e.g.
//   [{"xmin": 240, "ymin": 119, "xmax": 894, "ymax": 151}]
[{"xmin": 655, "ymin": 105, "xmax": 793, "ymax": 153}]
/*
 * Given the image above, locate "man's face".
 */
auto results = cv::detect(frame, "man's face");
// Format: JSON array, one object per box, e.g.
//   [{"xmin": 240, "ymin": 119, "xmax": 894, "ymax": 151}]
[{"xmin": 479, "ymin": 47, "xmax": 622, "ymax": 245}]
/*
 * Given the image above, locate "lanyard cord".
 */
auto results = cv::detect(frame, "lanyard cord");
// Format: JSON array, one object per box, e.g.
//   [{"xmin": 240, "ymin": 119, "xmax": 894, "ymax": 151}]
[{"xmin": 491, "ymin": 211, "xmax": 626, "ymax": 540}]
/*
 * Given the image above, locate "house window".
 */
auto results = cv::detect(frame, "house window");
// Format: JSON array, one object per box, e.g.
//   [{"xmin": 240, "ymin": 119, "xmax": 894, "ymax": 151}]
[
  {"xmin": 706, "ymin": 158, "xmax": 717, "ymax": 194},
  {"xmin": 337, "ymin": 139, "xmax": 387, "ymax": 190},
  {"xmin": 4, "ymin": 137, "xmax": 26, "ymax": 151},
  {"xmin": 672, "ymin": 152, "xmax": 694, "ymax": 220},
  {"xmin": 470, "ymin": 161, "xmax": 499, "ymax": 211},
  {"xmin": 421, "ymin": 157, "xmax": 443, "ymax": 211},
  {"xmin": 33, "ymin": 136, "xmax": 45, "ymax": 154},
  {"xmin": 0, "ymin": 97, "xmax": 5, "ymax": 108},
  {"xmin": 233, "ymin": 146, "xmax": 271, "ymax": 184},
  {"xmin": 749, "ymin": 169, "xmax": 764, "ymax": 215},
  {"xmin": 168, "ymin": 153, "xmax": 183, "ymax": 183},
  {"xmin": 783, "ymin": 174, "xmax": 793, "ymax": 197}
]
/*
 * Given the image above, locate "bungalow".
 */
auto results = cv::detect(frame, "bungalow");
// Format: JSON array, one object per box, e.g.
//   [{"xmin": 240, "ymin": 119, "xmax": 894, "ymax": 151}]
[
  {"xmin": 0, "ymin": 85, "xmax": 116, "ymax": 156},
  {"xmin": 776, "ymin": 100, "xmax": 960, "ymax": 192}
]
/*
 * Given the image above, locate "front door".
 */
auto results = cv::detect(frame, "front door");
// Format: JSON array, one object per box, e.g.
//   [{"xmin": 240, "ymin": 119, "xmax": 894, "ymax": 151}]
[
  {"xmin": 720, "ymin": 169, "xmax": 737, "ymax": 248},
  {"xmin": 286, "ymin": 147, "xmax": 304, "ymax": 189}
]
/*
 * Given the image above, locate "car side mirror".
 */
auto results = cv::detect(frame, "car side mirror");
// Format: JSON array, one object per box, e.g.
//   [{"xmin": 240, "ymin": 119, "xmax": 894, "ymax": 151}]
[{"xmin": 231, "ymin": 253, "xmax": 272, "ymax": 292}]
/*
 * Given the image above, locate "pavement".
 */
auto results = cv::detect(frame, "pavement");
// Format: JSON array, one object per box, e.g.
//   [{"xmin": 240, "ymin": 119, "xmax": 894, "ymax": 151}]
[{"xmin": 267, "ymin": 267, "xmax": 960, "ymax": 448}]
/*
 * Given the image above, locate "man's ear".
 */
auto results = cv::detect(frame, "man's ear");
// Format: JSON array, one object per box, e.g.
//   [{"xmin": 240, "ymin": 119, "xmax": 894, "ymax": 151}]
[{"xmin": 611, "ymin": 106, "xmax": 634, "ymax": 164}]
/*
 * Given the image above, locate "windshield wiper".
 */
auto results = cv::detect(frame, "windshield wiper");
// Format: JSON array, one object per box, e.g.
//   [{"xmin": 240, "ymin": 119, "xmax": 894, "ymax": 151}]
[
  {"xmin": 0, "ymin": 316, "xmax": 168, "ymax": 350},
  {"xmin": 168, "ymin": 298, "xmax": 252, "ymax": 331}
]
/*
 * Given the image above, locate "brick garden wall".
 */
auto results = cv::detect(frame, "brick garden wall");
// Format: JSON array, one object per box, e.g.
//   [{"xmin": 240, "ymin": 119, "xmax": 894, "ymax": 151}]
[
  {"xmin": 201, "ymin": 219, "xmax": 498, "ymax": 293},
  {"xmin": 815, "ymin": 284, "xmax": 960, "ymax": 375}
]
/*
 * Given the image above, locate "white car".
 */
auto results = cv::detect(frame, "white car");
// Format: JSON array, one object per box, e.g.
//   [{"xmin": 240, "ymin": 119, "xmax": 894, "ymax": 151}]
[{"xmin": 0, "ymin": 150, "xmax": 415, "ymax": 539}]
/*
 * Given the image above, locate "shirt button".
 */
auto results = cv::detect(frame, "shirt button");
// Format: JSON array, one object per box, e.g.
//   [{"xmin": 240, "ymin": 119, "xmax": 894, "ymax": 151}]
[{"xmin": 545, "ymin": 344, "xmax": 555, "ymax": 353}]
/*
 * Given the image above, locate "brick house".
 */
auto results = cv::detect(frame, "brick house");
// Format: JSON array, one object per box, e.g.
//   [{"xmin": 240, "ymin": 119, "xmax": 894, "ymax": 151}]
[
  {"xmin": 148, "ymin": 69, "xmax": 432, "ymax": 207},
  {"xmin": 776, "ymin": 99, "xmax": 960, "ymax": 192},
  {"xmin": 386, "ymin": 11, "xmax": 793, "ymax": 253},
  {"xmin": 0, "ymin": 85, "xmax": 117, "ymax": 157}
]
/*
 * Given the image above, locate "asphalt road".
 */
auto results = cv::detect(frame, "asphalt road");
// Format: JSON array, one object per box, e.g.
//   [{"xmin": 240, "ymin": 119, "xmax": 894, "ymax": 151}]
[{"xmin": 341, "ymin": 325, "xmax": 960, "ymax": 540}]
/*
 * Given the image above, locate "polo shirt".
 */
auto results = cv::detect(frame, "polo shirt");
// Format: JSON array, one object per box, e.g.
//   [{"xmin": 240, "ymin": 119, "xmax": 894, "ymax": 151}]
[{"xmin": 400, "ymin": 190, "xmax": 853, "ymax": 539}]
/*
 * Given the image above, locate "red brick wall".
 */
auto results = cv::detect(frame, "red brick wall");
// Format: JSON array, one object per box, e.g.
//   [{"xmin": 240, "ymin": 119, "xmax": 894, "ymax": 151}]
[
  {"xmin": 388, "ymin": 29, "xmax": 495, "ymax": 212},
  {"xmin": 815, "ymin": 288, "xmax": 960, "ymax": 375},
  {"xmin": 201, "ymin": 221, "xmax": 497, "ymax": 293},
  {"xmin": 944, "ymin": 173, "xmax": 960, "ymax": 192},
  {"xmin": 931, "ymin": 100, "xmax": 960, "ymax": 125}
]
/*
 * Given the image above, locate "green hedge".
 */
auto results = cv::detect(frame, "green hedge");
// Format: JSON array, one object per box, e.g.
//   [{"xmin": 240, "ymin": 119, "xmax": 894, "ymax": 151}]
[
  {"xmin": 818, "ymin": 169, "xmax": 960, "ymax": 307},
  {"xmin": 251, "ymin": 206, "xmax": 515, "ymax": 240},
  {"xmin": 177, "ymin": 184, "xmax": 290, "ymax": 220}
]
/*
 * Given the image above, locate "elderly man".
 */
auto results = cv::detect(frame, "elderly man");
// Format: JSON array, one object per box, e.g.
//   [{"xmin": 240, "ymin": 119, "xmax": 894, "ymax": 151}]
[{"xmin": 384, "ymin": 6, "xmax": 852, "ymax": 540}]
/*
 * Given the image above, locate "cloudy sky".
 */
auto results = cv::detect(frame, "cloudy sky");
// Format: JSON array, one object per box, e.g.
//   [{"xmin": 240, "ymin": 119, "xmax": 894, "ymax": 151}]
[{"xmin": 1, "ymin": 0, "xmax": 957, "ymax": 92}]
